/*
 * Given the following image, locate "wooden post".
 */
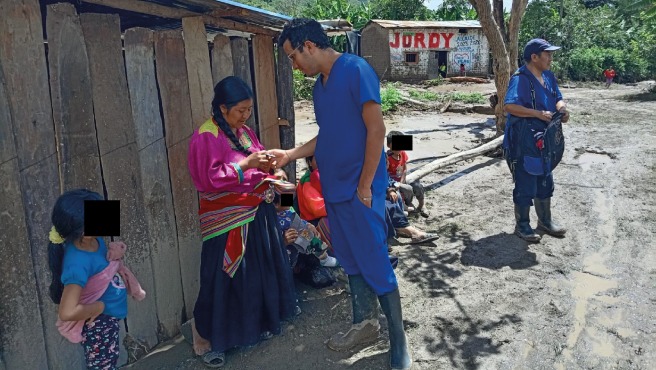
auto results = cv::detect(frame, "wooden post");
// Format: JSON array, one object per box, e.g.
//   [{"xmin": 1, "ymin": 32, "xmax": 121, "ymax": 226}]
[
  {"xmin": 154, "ymin": 29, "xmax": 202, "ymax": 320},
  {"xmin": 124, "ymin": 27, "xmax": 184, "ymax": 339},
  {"xmin": 80, "ymin": 13, "xmax": 159, "ymax": 353},
  {"xmin": 47, "ymin": 3, "xmax": 103, "ymax": 194},
  {"xmin": 230, "ymin": 37, "xmax": 256, "ymax": 131},
  {"xmin": 276, "ymin": 44, "xmax": 297, "ymax": 183},
  {"xmin": 211, "ymin": 33, "xmax": 233, "ymax": 86},
  {"xmin": 252, "ymin": 35, "xmax": 280, "ymax": 150},
  {"xmin": 182, "ymin": 17, "xmax": 214, "ymax": 128},
  {"xmin": 0, "ymin": 2, "xmax": 49, "ymax": 366}
]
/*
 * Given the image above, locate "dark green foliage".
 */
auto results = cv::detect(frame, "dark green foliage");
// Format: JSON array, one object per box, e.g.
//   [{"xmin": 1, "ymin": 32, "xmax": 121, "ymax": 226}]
[{"xmin": 520, "ymin": 0, "xmax": 656, "ymax": 81}]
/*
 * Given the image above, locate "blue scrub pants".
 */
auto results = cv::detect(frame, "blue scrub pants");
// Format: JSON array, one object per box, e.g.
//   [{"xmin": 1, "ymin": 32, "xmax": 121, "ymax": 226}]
[
  {"xmin": 326, "ymin": 193, "xmax": 398, "ymax": 295},
  {"xmin": 513, "ymin": 166, "xmax": 554, "ymax": 207}
]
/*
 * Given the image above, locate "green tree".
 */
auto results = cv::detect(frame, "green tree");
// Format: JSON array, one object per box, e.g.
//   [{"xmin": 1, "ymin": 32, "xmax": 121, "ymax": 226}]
[
  {"xmin": 369, "ymin": 0, "xmax": 432, "ymax": 20},
  {"xmin": 434, "ymin": 0, "xmax": 478, "ymax": 20}
]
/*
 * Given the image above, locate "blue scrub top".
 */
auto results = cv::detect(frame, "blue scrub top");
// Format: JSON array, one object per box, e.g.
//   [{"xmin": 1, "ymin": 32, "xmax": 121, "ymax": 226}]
[{"xmin": 313, "ymin": 53, "xmax": 388, "ymax": 203}]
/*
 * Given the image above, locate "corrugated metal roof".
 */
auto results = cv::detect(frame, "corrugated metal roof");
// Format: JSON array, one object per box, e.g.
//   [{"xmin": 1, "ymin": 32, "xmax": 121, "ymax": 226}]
[
  {"xmin": 367, "ymin": 20, "xmax": 481, "ymax": 29},
  {"xmin": 176, "ymin": 0, "xmax": 292, "ymax": 30}
]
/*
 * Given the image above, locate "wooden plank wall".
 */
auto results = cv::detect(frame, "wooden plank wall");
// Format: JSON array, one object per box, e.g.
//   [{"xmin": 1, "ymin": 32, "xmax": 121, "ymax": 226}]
[
  {"xmin": 182, "ymin": 17, "xmax": 214, "ymax": 128},
  {"xmin": 124, "ymin": 27, "xmax": 184, "ymax": 339},
  {"xmin": 0, "ymin": 1, "xmax": 63, "ymax": 369},
  {"xmin": 80, "ymin": 13, "xmax": 160, "ymax": 358},
  {"xmin": 0, "ymin": 3, "xmax": 295, "ymax": 367},
  {"xmin": 154, "ymin": 29, "xmax": 202, "ymax": 320},
  {"xmin": 0, "ymin": 4, "xmax": 49, "ymax": 369},
  {"xmin": 276, "ymin": 44, "xmax": 297, "ymax": 183},
  {"xmin": 230, "ymin": 37, "xmax": 257, "ymax": 131},
  {"xmin": 212, "ymin": 34, "xmax": 234, "ymax": 85},
  {"xmin": 252, "ymin": 35, "xmax": 281, "ymax": 150},
  {"xmin": 46, "ymin": 3, "xmax": 103, "ymax": 195}
]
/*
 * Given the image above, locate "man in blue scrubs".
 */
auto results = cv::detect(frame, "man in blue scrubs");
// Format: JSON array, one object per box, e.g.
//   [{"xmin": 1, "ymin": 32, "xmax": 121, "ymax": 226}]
[
  {"xmin": 504, "ymin": 39, "xmax": 570, "ymax": 242},
  {"xmin": 272, "ymin": 18, "xmax": 412, "ymax": 370}
]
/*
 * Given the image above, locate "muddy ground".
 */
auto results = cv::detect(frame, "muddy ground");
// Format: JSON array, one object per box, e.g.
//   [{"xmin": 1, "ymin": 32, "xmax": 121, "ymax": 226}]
[{"xmin": 127, "ymin": 81, "xmax": 655, "ymax": 370}]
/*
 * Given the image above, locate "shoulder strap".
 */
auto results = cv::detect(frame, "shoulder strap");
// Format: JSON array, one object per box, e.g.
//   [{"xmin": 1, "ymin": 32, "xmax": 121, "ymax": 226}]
[{"xmin": 512, "ymin": 70, "xmax": 536, "ymax": 110}]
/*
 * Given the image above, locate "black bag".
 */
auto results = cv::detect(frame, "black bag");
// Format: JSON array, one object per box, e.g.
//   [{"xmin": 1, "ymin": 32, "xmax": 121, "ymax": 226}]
[{"xmin": 295, "ymin": 253, "xmax": 336, "ymax": 288}]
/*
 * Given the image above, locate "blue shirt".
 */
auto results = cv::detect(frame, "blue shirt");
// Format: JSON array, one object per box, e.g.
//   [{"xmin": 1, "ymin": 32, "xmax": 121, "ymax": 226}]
[
  {"xmin": 61, "ymin": 238, "xmax": 128, "ymax": 319},
  {"xmin": 505, "ymin": 65, "xmax": 562, "ymax": 113},
  {"xmin": 313, "ymin": 53, "xmax": 388, "ymax": 203}
]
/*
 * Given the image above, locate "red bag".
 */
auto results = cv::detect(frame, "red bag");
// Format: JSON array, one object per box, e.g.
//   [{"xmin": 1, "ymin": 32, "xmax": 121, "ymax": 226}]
[{"xmin": 297, "ymin": 181, "xmax": 327, "ymax": 220}]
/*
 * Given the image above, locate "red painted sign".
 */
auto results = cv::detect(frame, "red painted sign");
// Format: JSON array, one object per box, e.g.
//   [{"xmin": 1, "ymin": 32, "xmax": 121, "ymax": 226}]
[{"xmin": 389, "ymin": 32, "xmax": 455, "ymax": 49}]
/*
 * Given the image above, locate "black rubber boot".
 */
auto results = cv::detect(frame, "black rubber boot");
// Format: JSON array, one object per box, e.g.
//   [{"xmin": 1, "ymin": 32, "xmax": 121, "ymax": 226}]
[
  {"xmin": 514, "ymin": 205, "xmax": 541, "ymax": 242},
  {"xmin": 378, "ymin": 289, "xmax": 412, "ymax": 370},
  {"xmin": 534, "ymin": 198, "xmax": 567, "ymax": 237},
  {"xmin": 327, "ymin": 275, "xmax": 380, "ymax": 351}
]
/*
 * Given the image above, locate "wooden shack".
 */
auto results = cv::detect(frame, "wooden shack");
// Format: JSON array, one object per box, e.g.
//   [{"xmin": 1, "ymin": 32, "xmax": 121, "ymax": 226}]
[{"xmin": 0, "ymin": 0, "xmax": 296, "ymax": 368}]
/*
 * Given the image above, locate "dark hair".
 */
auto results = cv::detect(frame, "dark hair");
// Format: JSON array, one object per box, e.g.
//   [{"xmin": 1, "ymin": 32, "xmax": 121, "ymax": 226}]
[
  {"xmin": 278, "ymin": 18, "xmax": 331, "ymax": 52},
  {"xmin": 211, "ymin": 76, "xmax": 254, "ymax": 157},
  {"xmin": 386, "ymin": 130, "xmax": 405, "ymax": 146},
  {"xmin": 48, "ymin": 189, "xmax": 103, "ymax": 304},
  {"xmin": 305, "ymin": 155, "xmax": 315, "ymax": 171}
]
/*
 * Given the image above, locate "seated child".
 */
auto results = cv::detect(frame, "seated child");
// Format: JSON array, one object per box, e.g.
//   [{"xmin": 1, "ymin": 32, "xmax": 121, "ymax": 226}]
[
  {"xmin": 386, "ymin": 130, "xmax": 428, "ymax": 217},
  {"xmin": 274, "ymin": 169, "xmax": 338, "ymax": 268}
]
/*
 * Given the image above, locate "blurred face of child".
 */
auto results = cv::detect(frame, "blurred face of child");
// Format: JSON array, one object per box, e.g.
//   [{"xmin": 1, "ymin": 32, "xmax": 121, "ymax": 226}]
[{"xmin": 310, "ymin": 156, "xmax": 318, "ymax": 171}]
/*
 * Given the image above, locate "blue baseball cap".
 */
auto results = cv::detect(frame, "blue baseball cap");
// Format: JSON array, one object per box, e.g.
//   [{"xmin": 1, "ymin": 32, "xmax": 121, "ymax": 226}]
[{"xmin": 523, "ymin": 38, "xmax": 561, "ymax": 61}]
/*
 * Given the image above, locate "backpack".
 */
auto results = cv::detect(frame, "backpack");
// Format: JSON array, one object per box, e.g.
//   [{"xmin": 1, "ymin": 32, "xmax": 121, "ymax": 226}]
[{"xmin": 503, "ymin": 71, "xmax": 565, "ymax": 179}]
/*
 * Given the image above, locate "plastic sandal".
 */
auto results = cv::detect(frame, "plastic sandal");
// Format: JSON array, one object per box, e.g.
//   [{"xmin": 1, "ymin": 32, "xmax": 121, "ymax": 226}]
[
  {"xmin": 201, "ymin": 351, "xmax": 225, "ymax": 368},
  {"xmin": 410, "ymin": 233, "xmax": 439, "ymax": 244}
]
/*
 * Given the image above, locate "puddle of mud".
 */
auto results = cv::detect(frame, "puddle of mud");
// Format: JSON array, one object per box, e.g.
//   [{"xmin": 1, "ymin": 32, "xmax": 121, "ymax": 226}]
[{"xmin": 578, "ymin": 152, "xmax": 612, "ymax": 171}]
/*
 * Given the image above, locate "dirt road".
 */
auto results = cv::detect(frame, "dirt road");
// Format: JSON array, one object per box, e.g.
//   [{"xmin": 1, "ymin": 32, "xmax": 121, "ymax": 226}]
[{"xmin": 127, "ymin": 83, "xmax": 655, "ymax": 370}]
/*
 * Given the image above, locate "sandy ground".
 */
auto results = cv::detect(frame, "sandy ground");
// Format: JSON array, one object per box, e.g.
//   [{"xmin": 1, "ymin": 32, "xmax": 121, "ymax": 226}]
[{"xmin": 125, "ymin": 82, "xmax": 655, "ymax": 370}]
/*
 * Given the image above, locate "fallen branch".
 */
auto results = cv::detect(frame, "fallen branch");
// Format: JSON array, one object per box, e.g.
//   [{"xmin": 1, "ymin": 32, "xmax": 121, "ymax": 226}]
[
  {"xmin": 406, "ymin": 135, "xmax": 504, "ymax": 183},
  {"xmin": 440, "ymin": 98, "xmax": 452, "ymax": 113},
  {"xmin": 447, "ymin": 76, "xmax": 490, "ymax": 83},
  {"xmin": 400, "ymin": 95, "xmax": 431, "ymax": 108}
]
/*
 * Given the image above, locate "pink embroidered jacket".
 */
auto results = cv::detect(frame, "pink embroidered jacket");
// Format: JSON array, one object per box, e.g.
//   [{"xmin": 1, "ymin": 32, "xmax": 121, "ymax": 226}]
[{"xmin": 56, "ymin": 241, "xmax": 145, "ymax": 343}]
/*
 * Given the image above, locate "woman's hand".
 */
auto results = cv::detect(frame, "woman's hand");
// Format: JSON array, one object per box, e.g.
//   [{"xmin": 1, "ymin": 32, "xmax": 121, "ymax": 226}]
[
  {"xmin": 283, "ymin": 228, "xmax": 298, "ymax": 246},
  {"xmin": 239, "ymin": 151, "xmax": 273, "ymax": 172},
  {"xmin": 268, "ymin": 149, "xmax": 292, "ymax": 168}
]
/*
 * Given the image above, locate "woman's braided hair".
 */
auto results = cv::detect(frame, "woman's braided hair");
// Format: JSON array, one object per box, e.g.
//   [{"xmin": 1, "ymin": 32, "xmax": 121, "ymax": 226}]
[{"xmin": 211, "ymin": 76, "xmax": 254, "ymax": 157}]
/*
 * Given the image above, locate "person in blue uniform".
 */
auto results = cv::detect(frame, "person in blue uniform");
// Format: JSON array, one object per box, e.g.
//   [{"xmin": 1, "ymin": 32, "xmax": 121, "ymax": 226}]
[
  {"xmin": 270, "ymin": 18, "xmax": 412, "ymax": 370},
  {"xmin": 504, "ymin": 38, "xmax": 570, "ymax": 242}
]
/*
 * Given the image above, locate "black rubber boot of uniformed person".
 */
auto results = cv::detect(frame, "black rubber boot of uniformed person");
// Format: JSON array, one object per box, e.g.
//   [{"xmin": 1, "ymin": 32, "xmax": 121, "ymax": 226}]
[
  {"xmin": 514, "ymin": 205, "xmax": 541, "ymax": 242},
  {"xmin": 534, "ymin": 198, "xmax": 567, "ymax": 237}
]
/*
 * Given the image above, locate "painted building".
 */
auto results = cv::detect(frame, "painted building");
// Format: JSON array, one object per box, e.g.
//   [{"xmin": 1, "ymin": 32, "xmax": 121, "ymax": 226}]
[{"xmin": 361, "ymin": 20, "xmax": 490, "ymax": 82}]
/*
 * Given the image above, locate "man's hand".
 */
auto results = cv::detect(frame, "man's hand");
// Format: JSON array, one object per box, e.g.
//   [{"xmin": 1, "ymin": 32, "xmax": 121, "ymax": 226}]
[
  {"xmin": 268, "ymin": 149, "xmax": 291, "ymax": 168},
  {"xmin": 559, "ymin": 108, "xmax": 570, "ymax": 123},
  {"xmin": 535, "ymin": 110, "xmax": 553, "ymax": 122},
  {"xmin": 357, "ymin": 187, "xmax": 373, "ymax": 208}
]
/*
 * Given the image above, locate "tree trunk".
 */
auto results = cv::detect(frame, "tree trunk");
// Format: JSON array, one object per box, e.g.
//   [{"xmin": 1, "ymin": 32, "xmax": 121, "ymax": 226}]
[
  {"xmin": 507, "ymin": 0, "xmax": 529, "ymax": 72},
  {"xmin": 470, "ymin": 0, "xmax": 528, "ymax": 134}
]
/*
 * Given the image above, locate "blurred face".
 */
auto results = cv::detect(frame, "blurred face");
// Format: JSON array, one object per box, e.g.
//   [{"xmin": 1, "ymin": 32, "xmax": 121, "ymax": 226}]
[
  {"xmin": 530, "ymin": 51, "xmax": 553, "ymax": 72},
  {"xmin": 221, "ymin": 99, "xmax": 253, "ymax": 130},
  {"xmin": 283, "ymin": 40, "xmax": 320, "ymax": 77}
]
